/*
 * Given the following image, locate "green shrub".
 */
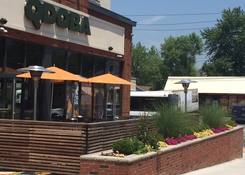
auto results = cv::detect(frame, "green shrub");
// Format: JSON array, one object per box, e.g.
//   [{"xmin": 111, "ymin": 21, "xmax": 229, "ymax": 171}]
[
  {"xmin": 153, "ymin": 104, "xmax": 196, "ymax": 138},
  {"xmin": 137, "ymin": 116, "xmax": 161, "ymax": 150},
  {"xmin": 225, "ymin": 119, "xmax": 237, "ymax": 127},
  {"xmin": 112, "ymin": 137, "xmax": 145, "ymax": 155},
  {"xmin": 200, "ymin": 104, "xmax": 230, "ymax": 128},
  {"xmin": 193, "ymin": 122, "xmax": 210, "ymax": 132}
]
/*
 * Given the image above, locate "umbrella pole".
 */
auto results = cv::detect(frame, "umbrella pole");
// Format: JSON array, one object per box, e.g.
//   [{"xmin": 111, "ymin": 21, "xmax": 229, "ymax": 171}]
[
  {"xmin": 12, "ymin": 77, "xmax": 16, "ymax": 120},
  {"xmin": 91, "ymin": 84, "xmax": 94, "ymax": 122},
  {"xmin": 71, "ymin": 83, "xmax": 74, "ymax": 118},
  {"xmin": 50, "ymin": 82, "xmax": 54, "ymax": 120}
]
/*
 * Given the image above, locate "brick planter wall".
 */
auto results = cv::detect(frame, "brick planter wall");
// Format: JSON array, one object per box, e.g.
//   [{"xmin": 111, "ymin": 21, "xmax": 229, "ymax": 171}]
[{"xmin": 80, "ymin": 126, "xmax": 243, "ymax": 175}]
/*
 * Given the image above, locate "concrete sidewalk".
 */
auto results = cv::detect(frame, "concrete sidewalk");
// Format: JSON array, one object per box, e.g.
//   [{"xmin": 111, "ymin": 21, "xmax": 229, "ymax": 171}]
[{"xmin": 183, "ymin": 148, "xmax": 245, "ymax": 175}]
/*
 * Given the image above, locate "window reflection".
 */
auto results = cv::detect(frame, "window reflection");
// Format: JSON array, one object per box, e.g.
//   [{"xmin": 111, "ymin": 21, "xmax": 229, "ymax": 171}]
[
  {"xmin": 0, "ymin": 78, "xmax": 12, "ymax": 118},
  {"xmin": 26, "ymin": 43, "xmax": 43, "ymax": 66},
  {"xmin": 68, "ymin": 52, "xmax": 81, "ymax": 74},
  {"xmin": 93, "ymin": 84, "xmax": 105, "ymax": 120},
  {"xmin": 52, "ymin": 48, "xmax": 67, "ymax": 69},
  {"xmin": 81, "ymin": 55, "xmax": 93, "ymax": 78},
  {"xmin": 80, "ymin": 83, "xmax": 92, "ymax": 119},
  {"xmin": 6, "ymin": 39, "xmax": 25, "ymax": 71}
]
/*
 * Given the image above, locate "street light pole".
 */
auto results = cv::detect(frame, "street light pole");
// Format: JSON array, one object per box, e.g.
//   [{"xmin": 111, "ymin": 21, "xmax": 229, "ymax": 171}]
[
  {"xmin": 175, "ymin": 79, "xmax": 196, "ymax": 112},
  {"xmin": 183, "ymin": 85, "xmax": 189, "ymax": 113}
]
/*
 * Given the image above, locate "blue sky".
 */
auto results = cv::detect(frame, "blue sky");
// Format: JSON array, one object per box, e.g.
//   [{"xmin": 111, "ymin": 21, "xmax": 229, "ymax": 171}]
[{"xmin": 112, "ymin": 0, "xmax": 245, "ymax": 68}]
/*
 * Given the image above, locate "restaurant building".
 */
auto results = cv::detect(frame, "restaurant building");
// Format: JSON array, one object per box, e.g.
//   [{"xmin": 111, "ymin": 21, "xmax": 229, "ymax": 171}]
[{"xmin": 0, "ymin": 0, "xmax": 136, "ymax": 121}]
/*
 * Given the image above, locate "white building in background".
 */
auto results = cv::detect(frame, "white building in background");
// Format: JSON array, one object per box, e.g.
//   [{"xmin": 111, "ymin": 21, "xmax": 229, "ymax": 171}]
[
  {"xmin": 164, "ymin": 76, "xmax": 245, "ymax": 110},
  {"xmin": 89, "ymin": 0, "xmax": 111, "ymax": 9}
]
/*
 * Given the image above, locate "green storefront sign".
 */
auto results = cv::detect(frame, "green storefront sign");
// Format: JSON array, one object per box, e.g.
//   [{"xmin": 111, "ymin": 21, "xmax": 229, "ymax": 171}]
[{"xmin": 25, "ymin": 0, "xmax": 91, "ymax": 35}]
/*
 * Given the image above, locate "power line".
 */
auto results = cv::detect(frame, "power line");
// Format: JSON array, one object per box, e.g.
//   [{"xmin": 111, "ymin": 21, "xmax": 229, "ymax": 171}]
[
  {"xmin": 124, "ymin": 12, "xmax": 221, "ymax": 17},
  {"xmin": 135, "ymin": 27, "xmax": 208, "ymax": 31},
  {"xmin": 137, "ymin": 20, "xmax": 217, "ymax": 26}
]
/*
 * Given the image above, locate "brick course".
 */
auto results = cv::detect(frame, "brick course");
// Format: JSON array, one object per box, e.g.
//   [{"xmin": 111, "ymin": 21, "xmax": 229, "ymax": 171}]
[
  {"xmin": 52, "ymin": 0, "xmax": 88, "ymax": 12},
  {"xmin": 80, "ymin": 127, "xmax": 243, "ymax": 175}
]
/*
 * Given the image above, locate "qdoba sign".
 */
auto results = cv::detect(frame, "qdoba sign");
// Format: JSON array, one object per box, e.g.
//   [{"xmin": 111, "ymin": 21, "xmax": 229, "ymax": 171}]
[{"xmin": 25, "ymin": 0, "xmax": 91, "ymax": 35}]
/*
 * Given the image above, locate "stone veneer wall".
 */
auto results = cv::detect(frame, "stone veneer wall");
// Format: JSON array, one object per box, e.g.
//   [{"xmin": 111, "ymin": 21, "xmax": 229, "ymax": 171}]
[{"xmin": 80, "ymin": 126, "xmax": 243, "ymax": 175}]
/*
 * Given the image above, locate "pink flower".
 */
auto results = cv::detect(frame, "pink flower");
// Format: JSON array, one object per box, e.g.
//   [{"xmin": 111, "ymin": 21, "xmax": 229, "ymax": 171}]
[
  {"xmin": 184, "ymin": 134, "xmax": 197, "ymax": 140},
  {"xmin": 212, "ymin": 127, "xmax": 229, "ymax": 133},
  {"xmin": 165, "ymin": 138, "xmax": 178, "ymax": 145}
]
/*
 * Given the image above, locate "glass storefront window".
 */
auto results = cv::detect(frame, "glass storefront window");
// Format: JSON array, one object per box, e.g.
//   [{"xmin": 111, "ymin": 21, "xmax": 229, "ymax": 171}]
[
  {"xmin": 26, "ymin": 43, "xmax": 43, "ymax": 66},
  {"xmin": 0, "ymin": 36, "xmax": 123, "ymax": 121},
  {"xmin": 0, "ymin": 77, "xmax": 13, "ymax": 119},
  {"xmin": 106, "ymin": 59, "xmax": 121, "ymax": 75},
  {"xmin": 0, "ymin": 38, "xmax": 4, "ymax": 71},
  {"xmin": 81, "ymin": 55, "xmax": 94, "ymax": 78},
  {"xmin": 106, "ymin": 85, "xmax": 121, "ymax": 119},
  {"xmin": 68, "ymin": 52, "xmax": 81, "ymax": 74},
  {"xmin": 80, "ymin": 83, "xmax": 92, "ymax": 119},
  {"xmin": 6, "ymin": 39, "xmax": 25, "ymax": 71},
  {"xmin": 93, "ymin": 57, "xmax": 105, "ymax": 76},
  {"xmin": 52, "ymin": 48, "xmax": 67, "ymax": 69},
  {"xmin": 93, "ymin": 84, "xmax": 105, "ymax": 120},
  {"xmin": 66, "ymin": 82, "xmax": 80, "ymax": 119}
]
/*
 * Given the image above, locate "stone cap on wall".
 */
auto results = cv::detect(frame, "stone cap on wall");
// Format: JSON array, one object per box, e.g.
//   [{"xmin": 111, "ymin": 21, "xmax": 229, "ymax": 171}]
[{"xmin": 80, "ymin": 126, "xmax": 244, "ymax": 164}]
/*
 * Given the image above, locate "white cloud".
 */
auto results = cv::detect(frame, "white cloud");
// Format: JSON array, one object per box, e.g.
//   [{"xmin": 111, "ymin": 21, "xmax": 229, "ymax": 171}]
[{"xmin": 139, "ymin": 16, "xmax": 166, "ymax": 24}]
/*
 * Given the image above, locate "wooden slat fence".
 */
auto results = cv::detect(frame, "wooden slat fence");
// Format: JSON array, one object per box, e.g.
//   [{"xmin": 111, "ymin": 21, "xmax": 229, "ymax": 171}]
[
  {"xmin": 0, "ymin": 118, "xmax": 155, "ymax": 174},
  {"xmin": 0, "ymin": 120, "xmax": 86, "ymax": 175},
  {"xmin": 86, "ymin": 119, "xmax": 155, "ymax": 153}
]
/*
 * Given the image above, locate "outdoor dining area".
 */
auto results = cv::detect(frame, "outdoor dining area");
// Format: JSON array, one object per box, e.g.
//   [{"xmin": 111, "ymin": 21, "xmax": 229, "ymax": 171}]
[{"xmin": 0, "ymin": 65, "xmax": 131, "ymax": 123}]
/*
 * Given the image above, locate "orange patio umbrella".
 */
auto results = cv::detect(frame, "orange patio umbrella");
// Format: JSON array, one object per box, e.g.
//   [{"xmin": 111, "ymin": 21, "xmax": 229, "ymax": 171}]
[
  {"xmin": 16, "ymin": 66, "xmax": 88, "ymax": 120},
  {"xmin": 87, "ymin": 73, "xmax": 131, "ymax": 85},
  {"xmin": 87, "ymin": 73, "xmax": 131, "ymax": 121},
  {"xmin": 17, "ymin": 66, "xmax": 88, "ymax": 82}
]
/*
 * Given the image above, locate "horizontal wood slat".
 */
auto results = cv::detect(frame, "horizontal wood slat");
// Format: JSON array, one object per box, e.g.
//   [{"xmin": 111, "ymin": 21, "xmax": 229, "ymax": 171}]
[
  {"xmin": 0, "ymin": 118, "xmax": 155, "ymax": 174},
  {"xmin": 0, "ymin": 119, "xmax": 86, "ymax": 175},
  {"xmin": 86, "ymin": 119, "xmax": 155, "ymax": 153}
]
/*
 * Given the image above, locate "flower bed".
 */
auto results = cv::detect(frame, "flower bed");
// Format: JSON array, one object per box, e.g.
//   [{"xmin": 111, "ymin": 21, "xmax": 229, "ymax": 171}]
[{"xmin": 80, "ymin": 126, "xmax": 243, "ymax": 175}]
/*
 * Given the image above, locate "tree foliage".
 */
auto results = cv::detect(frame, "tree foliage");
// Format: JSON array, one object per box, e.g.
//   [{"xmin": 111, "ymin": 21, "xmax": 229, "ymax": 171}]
[
  {"xmin": 132, "ymin": 33, "xmax": 203, "ymax": 89},
  {"xmin": 161, "ymin": 33, "xmax": 203, "ymax": 76},
  {"xmin": 132, "ymin": 42, "xmax": 164, "ymax": 89},
  {"xmin": 201, "ymin": 7, "xmax": 245, "ymax": 75}
]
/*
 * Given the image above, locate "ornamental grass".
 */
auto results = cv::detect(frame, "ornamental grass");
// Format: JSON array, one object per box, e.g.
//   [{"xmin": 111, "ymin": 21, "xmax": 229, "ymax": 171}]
[
  {"xmin": 200, "ymin": 104, "xmax": 230, "ymax": 128},
  {"xmin": 153, "ymin": 104, "xmax": 198, "ymax": 138}
]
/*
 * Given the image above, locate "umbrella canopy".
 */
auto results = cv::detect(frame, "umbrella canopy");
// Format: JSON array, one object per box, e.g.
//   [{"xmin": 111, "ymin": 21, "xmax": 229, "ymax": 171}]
[
  {"xmin": 17, "ymin": 66, "xmax": 88, "ymax": 82},
  {"xmin": 88, "ymin": 73, "xmax": 131, "ymax": 85}
]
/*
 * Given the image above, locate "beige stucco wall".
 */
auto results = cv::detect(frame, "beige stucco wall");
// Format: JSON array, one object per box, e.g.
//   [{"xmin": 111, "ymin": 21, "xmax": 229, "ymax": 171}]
[
  {"xmin": 100, "ymin": 0, "xmax": 111, "ymax": 9},
  {"xmin": 89, "ymin": 0, "xmax": 111, "ymax": 10},
  {"xmin": 0, "ymin": 0, "xmax": 124, "ymax": 54}
]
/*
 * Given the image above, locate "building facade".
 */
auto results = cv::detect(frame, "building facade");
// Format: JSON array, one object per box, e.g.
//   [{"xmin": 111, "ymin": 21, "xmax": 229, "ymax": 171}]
[
  {"xmin": 164, "ymin": 76, "xmax": 245, "ymax": 111},
  {"xmin": 0, "ymin": 0, "xmax": 136, "ymax": 121}
]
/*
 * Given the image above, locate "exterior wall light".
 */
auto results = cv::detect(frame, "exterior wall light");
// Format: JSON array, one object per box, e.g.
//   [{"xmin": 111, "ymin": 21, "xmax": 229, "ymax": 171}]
[
  {"xmin": 0, "ymin": 18, "xmax": 8, "ymax": 25},
  {"xmin": 0, "ymin": 18, "xmax": 8, "ymax": 33},
  {"xmin": 116, "ymin": 54, "xmax": 123, "ymax": 58},
  {"xmin": 108, "ymin": 46, "xmax": 113, "ymax": 51}
]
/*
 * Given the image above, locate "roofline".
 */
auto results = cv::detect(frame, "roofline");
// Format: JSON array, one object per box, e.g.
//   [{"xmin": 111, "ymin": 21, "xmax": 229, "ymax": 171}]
[
  {"xmin": 168, "ymin": 76, "xmax": 245, "ymax": 80},
  {"xmin": 88, "ymin": 3, "xmax": 137, "ymax": 26}
]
